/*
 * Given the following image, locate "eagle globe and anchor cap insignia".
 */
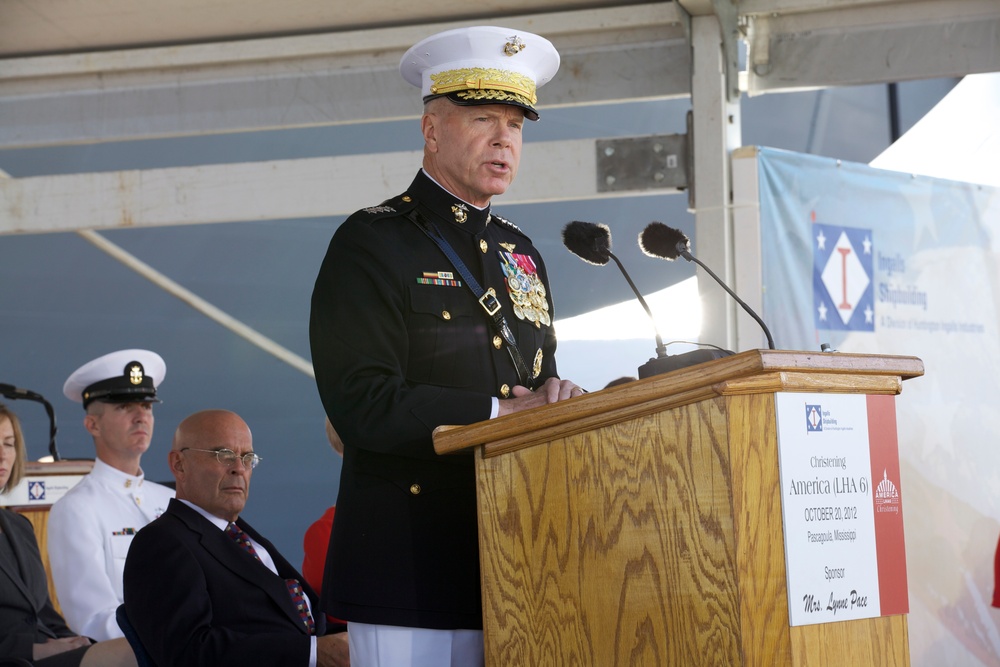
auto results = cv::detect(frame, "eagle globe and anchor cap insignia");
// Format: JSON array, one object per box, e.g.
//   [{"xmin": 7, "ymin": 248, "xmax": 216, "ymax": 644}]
[{"xmin": 504, "ymin": 35, "xmax": 527, "ymax": 56}]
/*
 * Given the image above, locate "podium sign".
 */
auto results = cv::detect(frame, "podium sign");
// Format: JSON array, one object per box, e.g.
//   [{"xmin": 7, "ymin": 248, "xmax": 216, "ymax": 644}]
[
  {"xmin": 776, "ymin": 392, "xmax": 908, "ymax": 627},
  {"xmin": 0, "ymin": 461, "xmax": 92, "ymax": 508}
]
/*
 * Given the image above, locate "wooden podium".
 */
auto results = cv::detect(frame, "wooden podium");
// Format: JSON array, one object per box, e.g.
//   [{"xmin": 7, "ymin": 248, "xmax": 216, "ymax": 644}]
[
  {"xmin": 433, "ymin": 350, "xmax": 923, "ymax": 666},
  {"xmin": 2, "ymin": 459, "xmax": 94, "ymax": 614}
]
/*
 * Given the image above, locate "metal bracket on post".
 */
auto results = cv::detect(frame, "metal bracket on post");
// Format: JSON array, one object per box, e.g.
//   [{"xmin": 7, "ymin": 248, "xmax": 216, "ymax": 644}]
[
  {"xmin": 685, "ymin": 110, "xmax": 696, "ymax": 210},
  {"xmin": 595, "ymin": 134, "xmax": 690, "ymax": 193},
  {"xmin": 712, "ymin": 0, "xmax": 742, "ymax": 103}
]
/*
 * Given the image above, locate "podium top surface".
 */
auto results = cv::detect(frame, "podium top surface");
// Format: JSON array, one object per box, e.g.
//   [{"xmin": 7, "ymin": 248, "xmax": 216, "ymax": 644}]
[
  {"xmin": 432, "ymin": 349, "xmax": 923, "ymax": 456},
  {"xmin": 24, "ymin": 460, "xmax": 95, "ymax": 475}
]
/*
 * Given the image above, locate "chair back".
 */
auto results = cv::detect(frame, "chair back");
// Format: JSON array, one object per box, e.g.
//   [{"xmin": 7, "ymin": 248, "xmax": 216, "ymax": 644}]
[{"xmin": 116, "ymin": 603, "xmax": 156, "ymax": 667}]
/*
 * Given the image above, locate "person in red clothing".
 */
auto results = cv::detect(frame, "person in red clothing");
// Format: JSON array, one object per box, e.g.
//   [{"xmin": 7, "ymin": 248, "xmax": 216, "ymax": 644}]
[
  {"xmin": 303, "ymin": 418, "xmax": 347, "ymax": 629},
  {"xmin": 302, "ymin": 509, "xmax": 336, "ymax": 594},
  {"xmin": 993, "ymin": 533, "xmax": 1000, "ymax": 608}
]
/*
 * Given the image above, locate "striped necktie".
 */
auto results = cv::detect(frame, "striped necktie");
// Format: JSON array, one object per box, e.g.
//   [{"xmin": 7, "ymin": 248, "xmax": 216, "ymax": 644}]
[{"xmin": 226, "ymin": 522, "xmax": 316, "ymax": 635}]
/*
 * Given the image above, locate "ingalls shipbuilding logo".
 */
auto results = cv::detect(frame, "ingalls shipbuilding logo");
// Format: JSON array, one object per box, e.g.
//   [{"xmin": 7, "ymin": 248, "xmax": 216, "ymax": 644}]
[
  {"xmin": 806, "ymin": 404, "xmax": 823, "ymax": 432},
  {"xmin": 804, "ymin": 403, "xmax": 853, "ymax": 433},
  {"xmin": 814, "ymin": 222, "xmax": 875, "ymax": 332},
  {"xmin": 28, "ymin": 481, "xmax": 46, "ymax": 501}
]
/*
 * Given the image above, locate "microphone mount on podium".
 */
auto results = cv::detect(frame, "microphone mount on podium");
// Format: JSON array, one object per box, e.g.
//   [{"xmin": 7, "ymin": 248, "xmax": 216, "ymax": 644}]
[
  {"xmin": 0, "ymin": 383, "xmax": 61, "ymax": 461},
  {"xmin": 639, "ymin": 221, "xmax": 776, "ymax": 353},
  {"xmin": 562, "ymin": 220, "xmax": 734, "ymax": 380}
]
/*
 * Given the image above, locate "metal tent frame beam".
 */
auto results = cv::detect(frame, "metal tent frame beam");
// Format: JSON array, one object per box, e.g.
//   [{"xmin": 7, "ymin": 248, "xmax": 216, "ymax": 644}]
[{"xmin": 0, "ymin": 4, "xmax": 690, "ymax": 149}]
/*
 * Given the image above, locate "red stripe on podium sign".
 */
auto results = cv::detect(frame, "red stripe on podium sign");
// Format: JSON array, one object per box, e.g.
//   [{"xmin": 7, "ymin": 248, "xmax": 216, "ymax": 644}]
[{"xmin": 866, "ymin": 394, "xmax": 909, "ymax": 616}]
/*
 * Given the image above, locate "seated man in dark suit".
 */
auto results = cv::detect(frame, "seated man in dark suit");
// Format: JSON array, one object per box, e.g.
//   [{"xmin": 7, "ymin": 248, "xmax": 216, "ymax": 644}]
[{"xmin": 122, "ymin": 409, "xmax": 349, "ymax": 667}]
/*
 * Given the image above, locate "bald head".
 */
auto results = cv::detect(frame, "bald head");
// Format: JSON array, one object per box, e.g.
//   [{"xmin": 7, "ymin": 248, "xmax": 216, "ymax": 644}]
[
  {"xmin": 169, "ymin": 410, "xmax": 255, "ymax": 522},
  {"xmin": 172, "ymin": 410, "xmax": 249, "ymax": 453}
]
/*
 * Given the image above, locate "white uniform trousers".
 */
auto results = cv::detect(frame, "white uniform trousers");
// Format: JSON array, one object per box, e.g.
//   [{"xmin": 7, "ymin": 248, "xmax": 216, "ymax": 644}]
[{"xmin": 348, "ymin": 622, "xmax": 484, "ymax": 667}]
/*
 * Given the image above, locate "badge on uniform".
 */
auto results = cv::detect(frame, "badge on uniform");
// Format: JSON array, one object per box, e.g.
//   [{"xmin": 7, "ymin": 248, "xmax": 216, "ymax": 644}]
[
  {"xmin": 499, "ymin": 251, "xmax": 550, "ymax": 327},
  {"xmin": 532, "ymin": 348, "xmax": 543, "ymax": 380}
]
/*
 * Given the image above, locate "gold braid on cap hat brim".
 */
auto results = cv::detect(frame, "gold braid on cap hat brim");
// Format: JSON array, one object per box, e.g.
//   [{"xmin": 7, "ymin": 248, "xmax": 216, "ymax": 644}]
[{"xmin": 430, "ymin": 67, "xmax": 537, "ymax": 106}]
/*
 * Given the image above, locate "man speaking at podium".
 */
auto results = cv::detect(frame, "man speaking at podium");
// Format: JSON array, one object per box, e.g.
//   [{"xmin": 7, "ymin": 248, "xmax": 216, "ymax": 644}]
[{"xmin": 309, "ymin": 25, "xmax": 584, "ymax": 667}]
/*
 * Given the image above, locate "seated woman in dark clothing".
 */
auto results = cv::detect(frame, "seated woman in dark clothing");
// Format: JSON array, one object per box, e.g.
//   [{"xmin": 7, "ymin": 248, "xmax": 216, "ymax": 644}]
[{"xmin": 0, "ymin": 402, "xmax": 136, "ymax": 667}]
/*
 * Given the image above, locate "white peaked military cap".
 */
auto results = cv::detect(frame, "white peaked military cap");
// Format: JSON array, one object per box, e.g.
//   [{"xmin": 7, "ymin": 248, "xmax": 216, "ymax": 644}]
[
  {"xmin": 63, "ymin": 349, "xmax": 166, "ymax": 409},
  {"xmin": 399, "ymin": 25, "xmax": 560, "ymax": 121}
]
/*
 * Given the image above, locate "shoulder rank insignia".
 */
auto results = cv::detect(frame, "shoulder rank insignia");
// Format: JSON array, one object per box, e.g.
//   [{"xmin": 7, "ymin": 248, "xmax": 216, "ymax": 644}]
[
  {"xmin": 490, "ymin": 214, "xmax": 522, "ymax": 233},
  {"xmin": 357, "ymin": 193, "xmax": 416, "ymax": 219}
]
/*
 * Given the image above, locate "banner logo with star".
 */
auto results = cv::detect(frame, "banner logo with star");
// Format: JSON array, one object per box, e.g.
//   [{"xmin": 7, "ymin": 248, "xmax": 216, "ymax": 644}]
[{"xmin": 813, "ymin": 223, "xmax": 875, "ymax": 332}]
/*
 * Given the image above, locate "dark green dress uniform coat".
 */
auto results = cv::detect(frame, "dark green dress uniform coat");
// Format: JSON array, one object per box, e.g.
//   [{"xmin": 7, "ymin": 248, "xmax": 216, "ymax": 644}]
[{"xmin": 309, "ymin": 169, "xmax": 560, "ymax": 629}]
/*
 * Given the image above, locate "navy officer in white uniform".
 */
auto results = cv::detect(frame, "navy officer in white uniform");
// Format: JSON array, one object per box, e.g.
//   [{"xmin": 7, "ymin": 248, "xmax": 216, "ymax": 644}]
[{"xmin": 47, "ymin": 349, "xmax": 175, "ymax": 640}]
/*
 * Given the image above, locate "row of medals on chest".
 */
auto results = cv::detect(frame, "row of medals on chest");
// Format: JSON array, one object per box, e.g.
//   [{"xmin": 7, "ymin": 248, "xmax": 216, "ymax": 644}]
[{"xmin": 452, "ymin": 202, "xmax": 551, "ymax": 328}]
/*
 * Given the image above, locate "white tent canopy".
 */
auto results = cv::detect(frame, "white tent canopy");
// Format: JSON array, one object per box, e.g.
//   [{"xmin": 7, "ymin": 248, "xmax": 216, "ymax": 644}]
[
  {"xmin": 871, "ymin": 72, "xmax": 1000, "ymax": 188},
  {"xmin": 4, "ymin": 0, "xmax": 997, "ymax": 350},
  {"xmin": 0, "ymin": 0, "xmax": 996, "ymax": 157},
  {"xmin": 1, "ymin": 0, "xmax": 997, "ymax": 149}
]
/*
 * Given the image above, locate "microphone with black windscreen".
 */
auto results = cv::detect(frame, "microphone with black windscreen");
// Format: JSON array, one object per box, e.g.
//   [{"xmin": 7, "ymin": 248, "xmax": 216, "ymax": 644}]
[
  {"xmin": 562, "ymin": 221, "xmax": 668, "ymax": 359},
  {"xmin": 0, "ymin": 383, "xmax": 61, "ymax": 461},
  {"xmin": 639, "ymin": 221, "xmax": 776, "ymax": 350},
  {"xmin": 562, "ymin": 221, "xmax": 731, "ymax": 379}
]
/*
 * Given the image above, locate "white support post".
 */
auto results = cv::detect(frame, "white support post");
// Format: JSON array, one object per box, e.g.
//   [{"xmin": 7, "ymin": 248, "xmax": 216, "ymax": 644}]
[
  {"xmin": 731, "ymin": 146, "xmax": 767, "ymax": 352},
  {"xmin": 689, "ymin": 13, "xmax": 743, "ymax": 351}
]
